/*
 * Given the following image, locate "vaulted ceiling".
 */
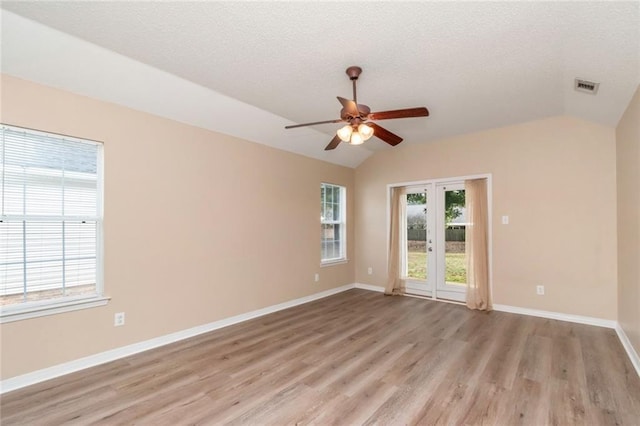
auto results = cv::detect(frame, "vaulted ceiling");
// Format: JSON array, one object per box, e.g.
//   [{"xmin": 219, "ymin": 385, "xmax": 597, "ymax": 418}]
[{"xmin": 2, "ymin": 2, "xmax": 639, "ymax": 167}]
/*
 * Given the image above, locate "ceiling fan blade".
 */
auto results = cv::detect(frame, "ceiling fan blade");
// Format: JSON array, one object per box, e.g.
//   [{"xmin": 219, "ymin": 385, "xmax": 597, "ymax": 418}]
[
  {"xmin": 337, "ymin": 96, "xmax": 359, "ymax": 117},
  {"xmin": 285, "ymin": 119, "xmax": 343, "ymax": 129},
  {"xmin": 369, "ymin": 122, "xmax": 403, "ymax": 146},
  {"xmin": 368, "ymin": 107, "xmax": 429, "ymax": 121},
  {"xmin": 325, "ymin": 134, "xmax": 342, "ymax": 151}
]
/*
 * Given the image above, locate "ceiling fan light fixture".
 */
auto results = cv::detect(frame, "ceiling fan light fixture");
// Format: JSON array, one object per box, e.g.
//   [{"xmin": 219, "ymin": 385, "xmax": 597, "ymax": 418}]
[
  {"xmin": 337, "ymin": 125, "xmax": 353, "ymax": 142},
  {"xmin": 358, "ymin": 123, "xmax": 374, "ymax": 140},
  {"xmin": 350, "ymin": 131, "xmax": 364, "ymax": 145}
]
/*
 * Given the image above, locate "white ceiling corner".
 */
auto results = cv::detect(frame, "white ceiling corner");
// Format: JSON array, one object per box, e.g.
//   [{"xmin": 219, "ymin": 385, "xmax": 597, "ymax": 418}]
[{"xmin": 1, "ymin": 2, "xmax": 639, "ymax": 168}]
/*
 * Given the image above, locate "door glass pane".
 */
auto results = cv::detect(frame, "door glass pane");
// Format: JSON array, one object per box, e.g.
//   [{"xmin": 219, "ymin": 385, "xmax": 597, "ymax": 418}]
[
  {"xmin": 406, "ymin": 192, "xmax": 427, "ymax": 280},
  {"xmin": 444, "ymin": 189, "xmax": 467, "ymax": 286}
]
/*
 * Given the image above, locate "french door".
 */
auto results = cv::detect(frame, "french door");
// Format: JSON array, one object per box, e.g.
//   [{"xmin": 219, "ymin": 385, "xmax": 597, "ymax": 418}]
[{"xmin": 401, "ymin": 181, "xmax": 467, "ymax": 302}]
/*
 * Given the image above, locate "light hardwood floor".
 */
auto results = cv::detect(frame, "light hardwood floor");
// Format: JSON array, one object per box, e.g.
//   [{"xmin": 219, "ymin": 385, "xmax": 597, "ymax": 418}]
[{"xmin": 2, "ymin": 289, "xmax": 639, "ymax": 425}]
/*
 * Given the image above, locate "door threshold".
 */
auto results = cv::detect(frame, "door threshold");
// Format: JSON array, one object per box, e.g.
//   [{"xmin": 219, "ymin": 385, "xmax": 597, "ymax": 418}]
[{"xmin": 403, "ymin": 292, "xmax": 466, "ymax": 306}]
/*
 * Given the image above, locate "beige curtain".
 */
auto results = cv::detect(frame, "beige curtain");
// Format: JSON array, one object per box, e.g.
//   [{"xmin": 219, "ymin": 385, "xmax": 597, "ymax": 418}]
[
  {"xmin": 465, "ymin": 178, "xmax": 491, "ymax": 310},
  {"xmin": 385, "ymin": 186, "xmax": 407, "ymax": 295}
]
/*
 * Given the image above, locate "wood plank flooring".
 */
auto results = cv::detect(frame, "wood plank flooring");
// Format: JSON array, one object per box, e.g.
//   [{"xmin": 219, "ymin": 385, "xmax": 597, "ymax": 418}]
[{"xmin": 2, "ymin": 289, "xmax": 639, "ymax": 425}]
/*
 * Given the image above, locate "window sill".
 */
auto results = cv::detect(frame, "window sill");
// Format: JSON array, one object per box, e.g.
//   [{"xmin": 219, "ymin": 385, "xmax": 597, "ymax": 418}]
[
  {"xmin": 0, "ymin": 295, "xmax": 111, "ymax": 324},
  {"xmin": 320, "ymin": 259, "xmax": 349, "ymax": 268}
]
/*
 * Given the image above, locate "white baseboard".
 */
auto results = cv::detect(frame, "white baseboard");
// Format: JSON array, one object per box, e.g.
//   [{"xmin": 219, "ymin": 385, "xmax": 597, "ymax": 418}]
[
  {"xmin": 615, "ymin": 323, "xmax": 640, "ymax": 377},
  {"xmin": 354, "ymin": 283, "xmax": 385, "ymax": 293},
  {"xmin": 0, "ymin": 283, "xmax": 356, "ymax": 394},
  {"xmin": 492, "ymin": 304, "xmax": 617, "ymax": 329}
]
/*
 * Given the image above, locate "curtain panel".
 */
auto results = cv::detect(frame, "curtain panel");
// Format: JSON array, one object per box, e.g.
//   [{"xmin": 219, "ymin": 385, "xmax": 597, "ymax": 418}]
[
  {"xmin": 465, "ymin": 178, "xmax": 492, "ymax": 311},
  {"xmin": 385, "ymin": 186, "xmax": 408, "ymax": 295}
]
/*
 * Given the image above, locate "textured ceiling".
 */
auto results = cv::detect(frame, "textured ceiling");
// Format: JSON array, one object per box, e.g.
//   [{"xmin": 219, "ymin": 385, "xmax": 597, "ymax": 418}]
[{"xmin": 2, "ymin": 1, "xmax": 639, "ymax": 167}]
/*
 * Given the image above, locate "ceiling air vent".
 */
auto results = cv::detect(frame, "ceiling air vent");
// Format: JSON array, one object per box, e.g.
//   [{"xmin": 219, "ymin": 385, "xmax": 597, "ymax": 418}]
[{"xmin": 574, "ymin": 78, "xmax": 600, "ymax": 95}]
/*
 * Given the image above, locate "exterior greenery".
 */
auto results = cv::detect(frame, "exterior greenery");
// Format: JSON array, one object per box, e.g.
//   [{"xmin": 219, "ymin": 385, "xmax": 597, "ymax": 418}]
[
  {"xmin": 407, "ymin": 190, "xmax": 465, "ymax": 225},
  {"xmin": 407, "ymin": 252, "xmax": 467, "ymax": 284}
]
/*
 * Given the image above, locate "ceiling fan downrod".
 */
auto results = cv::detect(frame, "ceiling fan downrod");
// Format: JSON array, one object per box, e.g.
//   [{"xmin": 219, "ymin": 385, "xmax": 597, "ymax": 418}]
[{"xmin": 346, "ymin": 66, "xmax": 362, "ymax": 105}]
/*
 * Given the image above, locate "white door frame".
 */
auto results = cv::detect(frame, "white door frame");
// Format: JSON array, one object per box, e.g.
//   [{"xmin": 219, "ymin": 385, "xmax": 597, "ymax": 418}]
[{"xmin": 386, "ymin": 173, "xmax": 493, "ymax": 303}]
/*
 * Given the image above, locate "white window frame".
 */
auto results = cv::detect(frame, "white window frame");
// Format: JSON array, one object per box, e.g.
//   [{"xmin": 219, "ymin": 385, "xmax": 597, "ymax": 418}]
[
  {"xmin": 0, "ymin": 124, "xmax": 108, "ymax": 323},
  {"xmin": 320, "ymin": 182, "xmax": 347, "ymax": 266}
]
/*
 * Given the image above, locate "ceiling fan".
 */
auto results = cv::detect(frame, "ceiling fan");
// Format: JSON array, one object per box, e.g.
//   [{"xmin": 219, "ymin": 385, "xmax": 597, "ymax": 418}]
[{"xmin": 285, "ymin": 66, "xmax": 429, "ymax": 150}]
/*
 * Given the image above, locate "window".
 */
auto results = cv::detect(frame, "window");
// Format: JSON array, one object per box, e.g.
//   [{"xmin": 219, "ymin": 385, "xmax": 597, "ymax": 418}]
[
  {"xmin": 0, "ymin": 125, "xmax": 106, "ymax": 322},
  {"xmin": 320, "ymin": 183, "xmax": 346, "ymax": 264}
]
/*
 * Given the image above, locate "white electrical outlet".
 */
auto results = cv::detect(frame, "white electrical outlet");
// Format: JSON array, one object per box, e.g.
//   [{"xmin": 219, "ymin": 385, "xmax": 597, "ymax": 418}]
[
  {"xmin": 536, "ymin": 285, "xmax": 545, "ymax": 296},
  {"xmin": 114, "ymin": 312, "xmax": 125, "ymax": 326},
  {"xmin": 502, "ymin": 215, "xmax": 509, "ymax": 225},
  {"xmin": 367, "ymin": 267, "xmax": 373, "ymax": 275},
  {"xmin": 314, "ymin": 273, "xmax": 319, "ymax": 282}
]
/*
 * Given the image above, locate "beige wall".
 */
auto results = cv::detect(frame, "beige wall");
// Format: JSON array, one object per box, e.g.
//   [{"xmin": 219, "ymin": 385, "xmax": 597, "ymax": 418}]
[
  {"xmin": 0, "ymin": 75, "xmax": 355, "ymax": 380},
  {"xmin": 355, "ymin": 116, "xmax": 618, "ymax": 319},
  {"xmin": 616, "ymin": 85, "xmax": 640, "ymax": 355},
  {"xmin": 0, "ymin": 73, "xmax": 626, "ymax": 382}
]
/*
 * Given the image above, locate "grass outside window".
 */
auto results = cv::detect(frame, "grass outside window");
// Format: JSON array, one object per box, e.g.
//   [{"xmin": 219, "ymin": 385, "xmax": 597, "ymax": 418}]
[{"xmin": 407, "ymin": 251, "xmax": 467, "ymax": 284}]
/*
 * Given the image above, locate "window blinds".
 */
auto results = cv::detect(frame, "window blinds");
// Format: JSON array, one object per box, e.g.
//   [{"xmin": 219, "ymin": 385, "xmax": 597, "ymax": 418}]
[{"xmin": 0, "ymin": 125, "xmax": 102, "ymax": 305}]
